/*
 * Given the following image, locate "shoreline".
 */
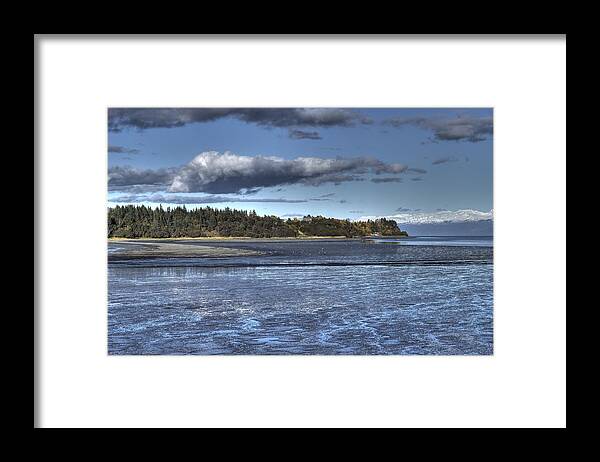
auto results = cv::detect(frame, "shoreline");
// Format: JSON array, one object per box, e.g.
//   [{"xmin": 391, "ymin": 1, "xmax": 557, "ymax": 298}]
[{"xmin": 108, "ymin": 235, "xmax": 407, "ymax": 242}]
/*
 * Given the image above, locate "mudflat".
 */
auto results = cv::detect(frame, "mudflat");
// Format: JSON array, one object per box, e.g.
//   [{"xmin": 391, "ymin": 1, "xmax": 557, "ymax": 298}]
[{"xmin": 108, "ymin": 239, "xmax": 262, "ymax": 261}]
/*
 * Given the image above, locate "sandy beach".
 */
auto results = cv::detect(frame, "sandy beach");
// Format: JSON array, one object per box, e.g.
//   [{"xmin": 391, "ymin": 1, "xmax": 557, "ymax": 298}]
[
  {"xmin": 108, "ymin": 235, "xmax": 355, "ymax": 242},
  {"xmin": 108, "ymin": 239, "xmax": 263, "ymax": 261}
]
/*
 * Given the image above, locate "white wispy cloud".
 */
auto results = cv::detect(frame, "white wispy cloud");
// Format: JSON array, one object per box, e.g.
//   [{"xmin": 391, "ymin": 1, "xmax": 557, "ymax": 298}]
[
  {"xmin": 169, "ymin": 151, "xmax": 409, "ymax": 193},
  {"xmin": 109, "ymin": 151, "xmax": 414, "ymax": 195}
]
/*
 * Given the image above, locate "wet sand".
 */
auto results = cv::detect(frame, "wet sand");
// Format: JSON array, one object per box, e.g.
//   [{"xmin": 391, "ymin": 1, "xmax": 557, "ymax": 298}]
[{"xmin": 108, "ymin": 239, "xmax": 262, "ymax": 261}]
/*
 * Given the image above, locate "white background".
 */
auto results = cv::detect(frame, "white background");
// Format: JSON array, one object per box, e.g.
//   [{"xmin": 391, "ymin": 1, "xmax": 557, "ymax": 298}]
[{"xmin": 36, "ymin": 35, "xmax": 566, "ymax": 428}]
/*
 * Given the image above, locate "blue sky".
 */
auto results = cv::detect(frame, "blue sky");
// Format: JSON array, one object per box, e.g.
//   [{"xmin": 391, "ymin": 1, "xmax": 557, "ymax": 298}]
[{"xmin": 108, "ymin": 108, "xmax": 492, "ymax": 230}]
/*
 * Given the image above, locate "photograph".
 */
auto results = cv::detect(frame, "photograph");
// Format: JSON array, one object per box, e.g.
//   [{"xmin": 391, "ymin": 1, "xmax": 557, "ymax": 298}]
[{"xmin": 107, "ymin": 107, "xmax": 494, "ymax": 355}]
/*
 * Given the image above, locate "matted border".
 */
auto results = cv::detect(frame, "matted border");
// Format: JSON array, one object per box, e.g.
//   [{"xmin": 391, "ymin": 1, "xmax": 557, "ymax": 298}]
[{"xmin": 34, "ymin": 35, "xmax": 566, "ymax": 428}]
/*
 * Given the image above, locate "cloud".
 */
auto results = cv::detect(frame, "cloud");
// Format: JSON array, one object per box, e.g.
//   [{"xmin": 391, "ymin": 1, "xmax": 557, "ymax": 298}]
[
  {"xmin": 108, "ymin": 151, "xmax": 412, "ymax": 194},
  {"xmin": 360, "ymin": 209, "xmax": 493, "ymax": 225},
  {"xmin": 238, "ymin": 188, "xmax": 261, "ymax": 195},
  {"xmin": 289, "ymin": 129, "xmax": 322, "ymax": 140},
  {"xmin": 372, "ymin": 163, "xmax": 408, "ymax": 175},
  {"xmin": 108, "ymin": 108, "xmax": 372, "ymax": 132},
  {"xmin": 108, "ymin": 145, "xmax": 140, "ymax": 154},
  {"xmin": 371, "ymin": 177, "xmax": 403, "ymax": 183},
  {"xmin": 432, "ymin": 156, "xmax": 459, "ymax": 165},
  {"xmin": 310, "ymin": 193, "xmax": 336, "ymax": 201},
  {"xmin": 411, "ymin": 177, "xmax": 424, "ymax": 181},
  {"xmin": 395, "ymin": 207, "xmax": 421, "ymax": 212},
  {"xmin": 107, "ymin": 184, "xmax": 168, "ymax": 194},
  {"xmin": 349, "ymin": 210, "xmax": 364, "ymax": 214},
  {"xmin": 109, "ymin": 193, "xmax": 309, "ymax": 205},
  {"xmin": 406, "ymin": 167, "xmax": 427, "ymax": 174},
  {"xmin": 301, "ymin": 173, "xmax": 363, "ymax": 186},
  {"xmin": 384, "ymin": 115, "xmax": 493, "ymax": 143},
  {"xmin": 107, "ymin": 165, "xmax": 177, "ymax": 191}
]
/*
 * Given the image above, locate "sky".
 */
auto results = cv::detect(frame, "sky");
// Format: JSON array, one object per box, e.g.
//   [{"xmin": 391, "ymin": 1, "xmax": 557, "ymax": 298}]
[{"xmin": 107, "ymin": 108, "xmax": 493, "ymax": 235}]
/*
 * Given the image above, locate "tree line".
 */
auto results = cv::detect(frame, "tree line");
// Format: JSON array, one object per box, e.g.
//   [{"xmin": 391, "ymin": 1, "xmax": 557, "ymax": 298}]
[{"xmin": 108, "ymin": 205, "xmax": 408, "ymax": 238}]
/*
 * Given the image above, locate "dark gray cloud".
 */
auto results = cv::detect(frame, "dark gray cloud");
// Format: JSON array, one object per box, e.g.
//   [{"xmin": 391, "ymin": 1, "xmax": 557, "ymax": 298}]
[
  {"xmin": 432, "ymin": 156, "xmax": 459, "ymax": 165},
  {"xmin": 110, "ymin": 193, "xmax": 308, "ymax": 205},
  {"xmin": 385, "ymin": 115, "xmax": 492, "ymax": 143},
  {"xmin": 108, "ymin": 145, "xmax": 140, "ymax": 154},
  {"xmin": 411, "ymin": 177, "xmax": 424, "ymax": 181},
  {"xmin": 349, "ymin": 210, "xmax": 364, "ymax": 213},
  {"xmin": 107, "ymin": 165, "xmax": 178, "ymax": 191},
  {"xmin": 371, "ymin": 177, "xmax": 403, "ymax": 183},
  {"xmin": 289, "ymin": 129, "xmax": 322, "ymax": 140},
  {"xmin": 407, "ymin": 167, "xmax": 427, "ymax": 174},
  {"xmin": 301, "ymin": 173, "xmax": 363, "ymax": 186},
  {"xmin": 108, "ymin": 108, "xmax": 372, "ymax": 132},
  {"xmin": 108, "ymin": 151, "xmax": 411, "ymax": 194},
  {"xmin": 373, "ymin": 163, "xmax": 408, "ymax": 174}
]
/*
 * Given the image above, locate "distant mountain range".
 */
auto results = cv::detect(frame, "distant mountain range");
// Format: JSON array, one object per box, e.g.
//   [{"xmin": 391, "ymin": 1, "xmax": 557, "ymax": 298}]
[{"xmin": 399, "ymin": 219, "xmax": 493, "ymax": 236}]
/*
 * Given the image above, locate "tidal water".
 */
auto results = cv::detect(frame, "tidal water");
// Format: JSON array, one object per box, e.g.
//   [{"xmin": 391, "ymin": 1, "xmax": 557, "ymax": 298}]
[{"xmin": 108, "ymin": 237, "xmax": 493, "ymax": 355}]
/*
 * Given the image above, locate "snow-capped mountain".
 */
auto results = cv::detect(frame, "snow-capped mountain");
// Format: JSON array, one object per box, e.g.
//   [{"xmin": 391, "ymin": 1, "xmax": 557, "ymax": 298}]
[{"xmin": 359, "ymin": 209, "xmax": 493, "ymax": 225}]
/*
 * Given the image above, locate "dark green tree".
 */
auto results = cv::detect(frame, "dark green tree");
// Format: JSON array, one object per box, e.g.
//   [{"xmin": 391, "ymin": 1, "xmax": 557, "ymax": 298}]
[{"xmin": 107, "ymin": 205, "xmax": 407, "ymax": 239}]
